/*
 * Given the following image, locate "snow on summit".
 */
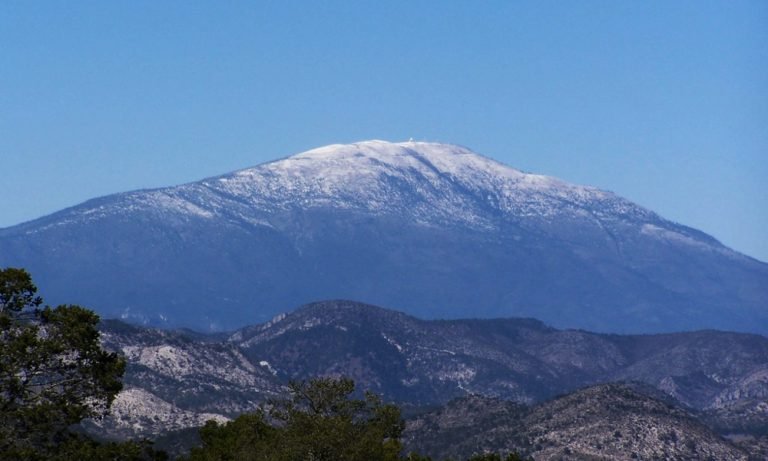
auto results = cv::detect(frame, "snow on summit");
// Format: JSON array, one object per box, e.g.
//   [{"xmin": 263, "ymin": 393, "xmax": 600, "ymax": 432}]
[
  {"xmin": 37, "ymin": 139, "xmax": 663, "ymax": 234},
  {"xmin": 195, "ymin": 140, "xmax": 649, "ymax": 228},
  {"xmin": 5, "ymin": 139, "xmax": 763, "ymax": 335},
  {"xmin": 259, "ymin": 140, "xmax": 553, "ymax": 190}
]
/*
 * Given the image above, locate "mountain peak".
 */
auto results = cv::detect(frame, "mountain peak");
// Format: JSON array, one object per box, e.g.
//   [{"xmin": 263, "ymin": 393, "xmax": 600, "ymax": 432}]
[
  {"xmin": 214, "ymin": 140, "xmax": 628, "ymax": 232},
  {"xmin": 1, "ymin": 141, "xmax": 765, "ymax": 333},
  {"xmin": 274, "ymin": 139, "xmax": 530, "ymax": 183}
]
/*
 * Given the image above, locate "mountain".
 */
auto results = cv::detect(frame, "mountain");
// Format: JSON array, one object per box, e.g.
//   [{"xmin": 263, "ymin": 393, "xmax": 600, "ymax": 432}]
[
  {"xmin": 233, "ymin": 301, "xmax": 768, "ymax": 415},
  {"xmin": 86, "ymin": 320, "xmax": 283, "ymax": 438},
  {"xmin": 1, "ymin": 140, "xmax": 766, "ymax": 333},
  {"xmin": 403, "ymin": 384, "xmax": 751, "ymax": 460},
  {"xmin": 90, "ymin": 301, "xmax": 768, "ymax": 443}
]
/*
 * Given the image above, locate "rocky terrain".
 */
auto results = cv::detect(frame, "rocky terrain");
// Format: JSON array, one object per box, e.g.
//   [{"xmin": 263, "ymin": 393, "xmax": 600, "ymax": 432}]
[
  {"xmin": 89, "ymin": 300, "xmax": 768, "ymax": 449},
  {"xmin": 234, "ymin": 301, "xmax": 768, "ymax": 413},
  {"xmin": 87, "ymin": 320, "xmax": 284, "ymax": 438},
  {"xmin": 2, "ymin": 141, "xmax": 766, "ymax": 334},
  {"xmin": 403, "ymin": 384, "xmax": 752, "ymax": 460}
]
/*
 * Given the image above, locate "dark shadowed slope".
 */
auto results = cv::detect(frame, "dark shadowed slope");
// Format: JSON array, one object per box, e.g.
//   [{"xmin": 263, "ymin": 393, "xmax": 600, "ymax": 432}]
[{"xmin": 232, "ymin": 301, "xmax": 768, "ymax": 409}]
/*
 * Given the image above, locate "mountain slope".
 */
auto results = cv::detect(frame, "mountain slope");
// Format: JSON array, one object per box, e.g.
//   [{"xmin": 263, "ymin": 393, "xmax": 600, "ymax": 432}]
[
  {"xmin": 94, "ymin": 301, "xmax": 768, "ymax": 452},
  {"xmin": 1, "ymin": 140, "xmax": 766, "ymax": 333},
  {"xmin": 91, "ymin": 301, "xmax": 768, "ymax": 445},
  {"xmin": 232, "ymin": 301, "xmax": 768, "ymax": 410},
  {"xmin": 403, "ymin": 384, "xmax": 749, "ymax": 460},
  {"xmin": 87, "ymin": 320, "xmax": 284, "ymax": 438}
]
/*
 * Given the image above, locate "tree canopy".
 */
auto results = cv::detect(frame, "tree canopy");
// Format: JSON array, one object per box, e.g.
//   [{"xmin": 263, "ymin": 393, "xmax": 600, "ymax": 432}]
[
  {"xmin": 0, "ymin": 267, "xmax": 162, "ymax": 460},
  {"xmin": 187, "ymin": 377, "xmax": 404, "ymax": 461},
  {"xmin": 186, "ymin": 376, "xmax": 528, "ymax": 461}
]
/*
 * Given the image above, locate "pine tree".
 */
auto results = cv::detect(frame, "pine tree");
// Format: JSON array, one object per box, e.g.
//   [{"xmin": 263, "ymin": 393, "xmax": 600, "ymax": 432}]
[
  {"xmin": 187, "ymin": 377, "xmax": 404, "ymax": 461},
  {"xmin": 0, "ymin": 267, "xmax": 126, "ymax": 459}
]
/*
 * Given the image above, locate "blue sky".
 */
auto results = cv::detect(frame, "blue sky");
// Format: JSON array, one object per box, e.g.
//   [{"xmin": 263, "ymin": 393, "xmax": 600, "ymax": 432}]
[{"xmin": 1, "ymin": 1, "xmax": 766, "ymax": 261}]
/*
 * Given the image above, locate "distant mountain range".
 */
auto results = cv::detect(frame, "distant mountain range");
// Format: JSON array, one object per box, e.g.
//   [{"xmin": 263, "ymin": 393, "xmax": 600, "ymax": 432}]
[{"xmin": 89, "ymin": 300, "xmax": 768, "ymax": 452}]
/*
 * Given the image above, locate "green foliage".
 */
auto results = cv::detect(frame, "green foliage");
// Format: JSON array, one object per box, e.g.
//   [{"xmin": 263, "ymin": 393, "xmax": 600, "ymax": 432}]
[
  {"xmin": 276, "ymin": 377, "xmax": 404, "ymax": 461},
  {"xmin": 187, "ymin": 377, "xmax": 404, "ymax": 461},
  {"xmin": 48, "ymin": 434, "xmax": 168, "ymax": 461},
  {"xmin": 0, "ymin": 267, "xmax": 154, "ymax": 460},
  {"xmin": 191, "ymin": 412, "xmax": 277, "ymax": 461},
  {"xmin": 402, "ymin": 453, "xmax": 433, "ymax": 461},
  {"xmin": 467, "ymin": 453, "xmax": 526, "ymax": 461},
  {"xmin": 187, "ymin": 376, "xmax": 527, "ymax": 461}
]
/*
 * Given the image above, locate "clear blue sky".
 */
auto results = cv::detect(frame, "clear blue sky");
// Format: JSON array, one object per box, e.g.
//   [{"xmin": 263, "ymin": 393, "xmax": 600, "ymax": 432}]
[{"xmin": 1, "ymin": 1, "xmax": 766, "ymax": 261}]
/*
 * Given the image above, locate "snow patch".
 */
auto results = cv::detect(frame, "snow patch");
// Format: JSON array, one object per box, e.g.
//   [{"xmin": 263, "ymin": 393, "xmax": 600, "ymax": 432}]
[
  {"xmin": 259, "ymin": 360, "xmax": 278, "ymax": 376},
  {"xmin": 437, "ymin": 363, "xmax": 477, "ymax": 384},
  {"xmin": 381, "ymin": 333, "xmax": 403, "ymax": 352},
  {"xmin": 641, "ymin": 224, "xmax": 713, "ymax": 251},
  {"xmin": 301, "ymin": 318, "xmax": 321, "ymax": 330},
  {"xmin": 142, "ymin": 191, "xmax": 214, "ymax": 218}
]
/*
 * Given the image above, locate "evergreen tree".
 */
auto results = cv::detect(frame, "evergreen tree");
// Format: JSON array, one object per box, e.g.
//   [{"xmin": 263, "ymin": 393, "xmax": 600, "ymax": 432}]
[
  {"xmin": 186, "ymin": 376, "xmax": 531, "ymax": 461},
  {"xmin": 187, "ymin": 377, "xmax": 403, "ymax": 461},
  {"xmin": 0, "ymin": 267, "xmax": 150, "ymax": 459},
  {"xmin": 192, "ymin": 412, "xmax": 277, "ymax": 461},
  {"xmin": 467, "ymin": 453, "xmax": 526, "ymax": 461},
  {"xmin": 273, "ymin": 377, "xmax": 403, "ymax": 461}
]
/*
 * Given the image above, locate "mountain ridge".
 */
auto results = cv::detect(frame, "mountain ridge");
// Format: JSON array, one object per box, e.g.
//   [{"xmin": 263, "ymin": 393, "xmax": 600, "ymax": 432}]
[
  {"xmin": 1, "ymin": 140, "xmax": 765, "ymax": 333},
  {"xmin": 230, "ymin": 300, "xmax": 768, "ymax": 406},
  {"xmin": 403, "ymin": 384, "xmax": 752, "ymax": 460},
  {"xmin": 90, "ymin": 300, "xmax": 768, "ymax": 456}
]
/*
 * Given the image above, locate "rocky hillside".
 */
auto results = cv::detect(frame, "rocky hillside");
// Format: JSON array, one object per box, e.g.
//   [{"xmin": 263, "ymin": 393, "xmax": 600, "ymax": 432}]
[
  {"xmin": 87, "ymin": 320, "xmax": 284, "ymax": 438},
  {"xmin": 90, "ymin": 301, "xmax": 768, "ymax": 443},
  {"xmin": 403, "ymin": 384, "xmax": 750, "ymax": 460},
  {"xmin": 2, "ymin": 141, "xmax": 766, "ymax": 334},
  {"xmin": 234, "ymin": 301, "xmax": 768, "ymax": 414}
]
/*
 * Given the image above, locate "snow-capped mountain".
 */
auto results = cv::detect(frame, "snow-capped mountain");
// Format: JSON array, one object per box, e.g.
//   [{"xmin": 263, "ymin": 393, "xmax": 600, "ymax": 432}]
[{"xmin": 0, "ymin": 140, "xmax": 765, "ymax": 333}]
